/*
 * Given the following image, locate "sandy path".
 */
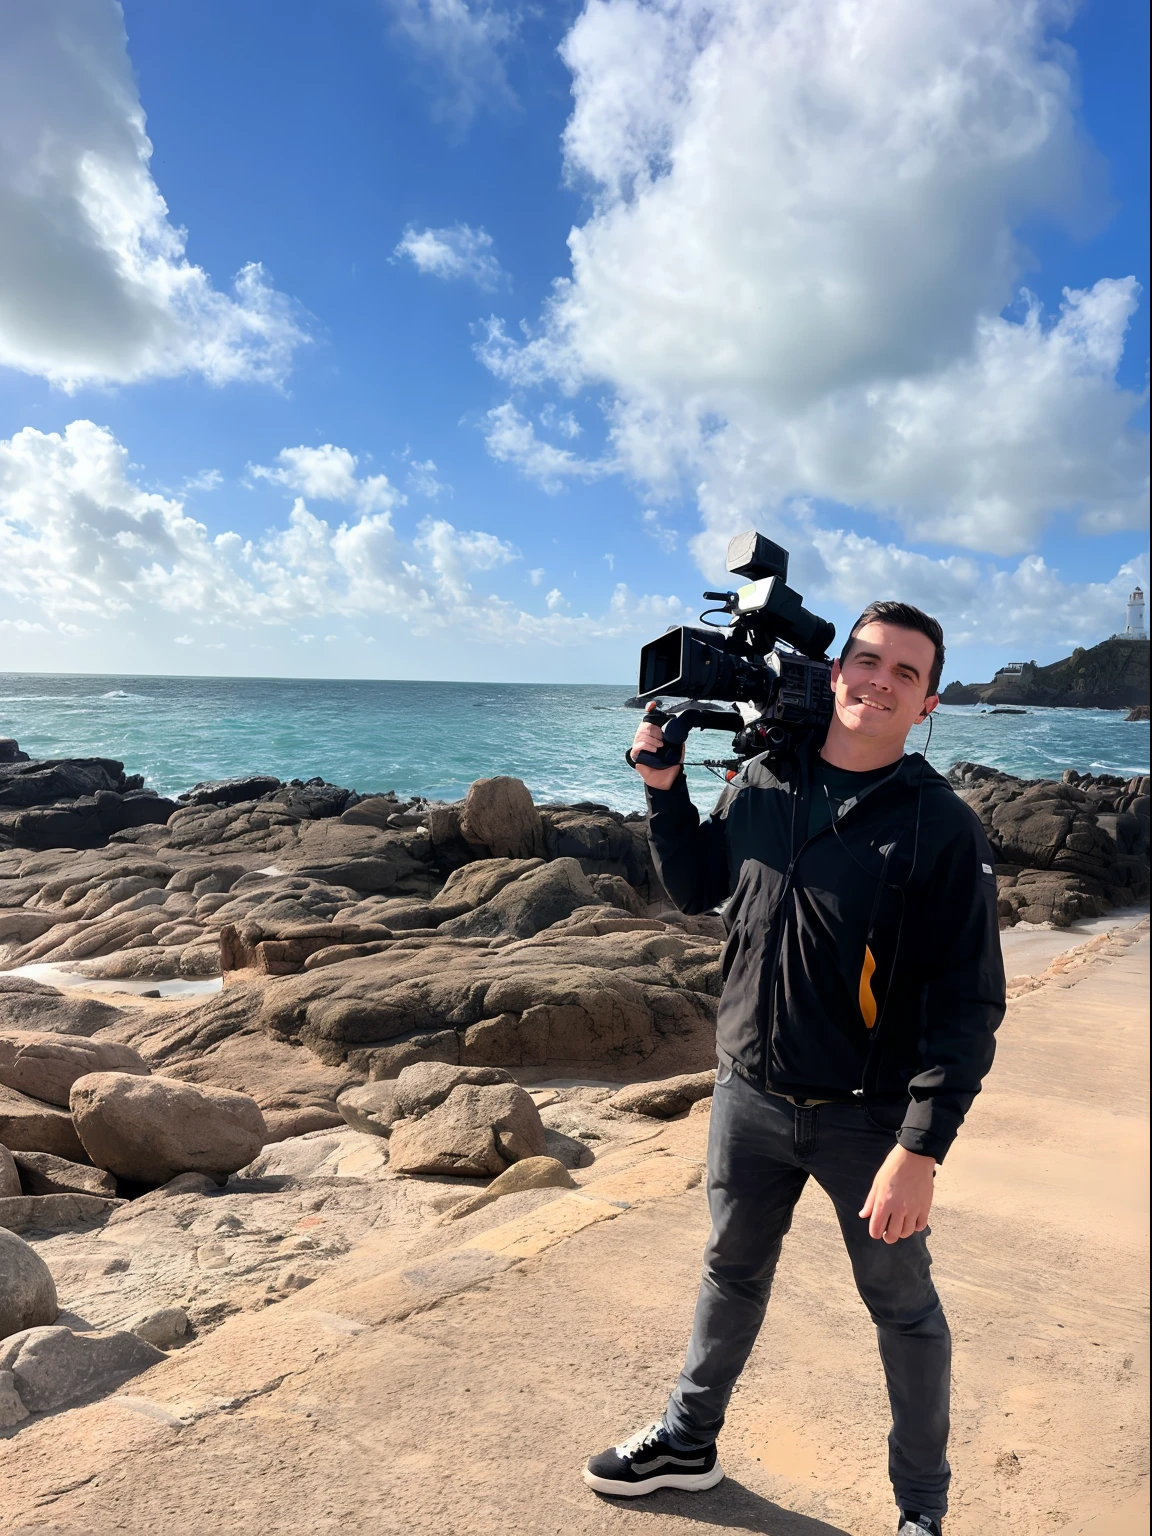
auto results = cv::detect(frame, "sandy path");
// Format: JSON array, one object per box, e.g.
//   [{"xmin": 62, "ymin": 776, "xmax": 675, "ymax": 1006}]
[{"xmin": 2, "ymin": 930, "xmax": 1147, "ymax": 1535}]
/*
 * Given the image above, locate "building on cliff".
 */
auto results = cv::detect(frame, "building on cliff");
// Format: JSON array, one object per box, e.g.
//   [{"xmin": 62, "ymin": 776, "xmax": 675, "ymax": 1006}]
[{"xmin": 1116, "ymin": 586, "xmax": 1146, "ymax": 641}]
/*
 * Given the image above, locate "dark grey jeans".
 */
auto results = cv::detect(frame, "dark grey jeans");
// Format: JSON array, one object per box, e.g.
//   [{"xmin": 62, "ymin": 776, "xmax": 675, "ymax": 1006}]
[{"xmin": 662, "ymin": 1063, "xmax": 951, "ymax": 1520}]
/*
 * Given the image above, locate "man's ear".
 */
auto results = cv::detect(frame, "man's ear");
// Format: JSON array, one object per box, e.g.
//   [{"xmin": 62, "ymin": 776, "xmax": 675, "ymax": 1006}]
[
  {"xmin": 917, "ymin": 693, "xmax": 940, "ymax": 722},
  {"xmin": 830, "ymin": 658, "xmax": 842, "ymax": 686}
]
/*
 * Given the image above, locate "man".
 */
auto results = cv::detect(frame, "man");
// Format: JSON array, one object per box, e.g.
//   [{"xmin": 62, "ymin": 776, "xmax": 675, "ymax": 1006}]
[{"xmin": 584, "ymin": 602, "xmax": 1005, "ymax": 1536}]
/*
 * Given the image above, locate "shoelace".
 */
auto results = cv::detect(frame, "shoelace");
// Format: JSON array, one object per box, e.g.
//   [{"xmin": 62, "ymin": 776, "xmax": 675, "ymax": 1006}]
[{"xmin": 615, "ymin": 1422, "xmax": 666, "ymax": 1459}]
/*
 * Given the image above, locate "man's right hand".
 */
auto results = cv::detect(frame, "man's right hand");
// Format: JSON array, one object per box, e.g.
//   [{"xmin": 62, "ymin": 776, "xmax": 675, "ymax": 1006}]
[{"xmin": 629, "ymin": 717, "xmax": 683, "ymax": 791}]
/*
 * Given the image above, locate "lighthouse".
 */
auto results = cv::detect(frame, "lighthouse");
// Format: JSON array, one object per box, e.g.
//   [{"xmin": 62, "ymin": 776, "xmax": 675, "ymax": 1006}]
[{"xmin": 1124, "ymin": 587, "xmax": 1146, "ymax": 640}]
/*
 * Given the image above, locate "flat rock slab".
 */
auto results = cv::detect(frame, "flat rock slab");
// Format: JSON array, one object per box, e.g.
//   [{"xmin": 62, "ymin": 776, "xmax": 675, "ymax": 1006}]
[
  {"xmin": 0, "ymin": 1084, "xmax": 86, "ymax": 1160},
  {"xmin": 22, "ymin": 1139, "xmax": 503, "ymax": 1348},
  {"xmin": 246, "ymin": 923, "xmax": 721, "ymax": 1072},
  {"xmin": 0, "ymin": 1192, "xmax": 125, "ymax": 1233},
  {"xmin": 239, "ymin": 1126, "xmax": 392, "ymax": 1182},
  {"xmin": 11, "ymin": 1151, "xmax": 118, "ymax": 1199}
]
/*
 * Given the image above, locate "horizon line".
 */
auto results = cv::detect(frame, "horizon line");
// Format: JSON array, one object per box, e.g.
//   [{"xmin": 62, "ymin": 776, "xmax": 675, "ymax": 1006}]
[{"xmin": 0, "ymin": 668, "xmax": 637, "ymax": 688}]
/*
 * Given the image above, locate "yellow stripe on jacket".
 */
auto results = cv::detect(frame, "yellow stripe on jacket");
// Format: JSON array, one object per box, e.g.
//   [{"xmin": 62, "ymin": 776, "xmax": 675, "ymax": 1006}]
[{"xmin": 859, "ymin": 945, "xmax": 878, "ymax": 1029}]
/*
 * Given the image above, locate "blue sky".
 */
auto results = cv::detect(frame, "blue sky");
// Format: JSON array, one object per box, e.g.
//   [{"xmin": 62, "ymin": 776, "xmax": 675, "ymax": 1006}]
[{"xmin": 0, "ymin": 0, "xmax": 1147, "ymax": 687}]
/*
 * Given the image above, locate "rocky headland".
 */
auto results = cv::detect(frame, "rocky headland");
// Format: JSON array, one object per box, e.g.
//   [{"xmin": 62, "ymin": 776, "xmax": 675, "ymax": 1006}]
[
  {"xmin": 939, "ymin": 635, "xmax": 1150, "ymax": 710},
  {"xmin": 0, "ymin": 737, "xmax": 1147, "ymax": 1432}
]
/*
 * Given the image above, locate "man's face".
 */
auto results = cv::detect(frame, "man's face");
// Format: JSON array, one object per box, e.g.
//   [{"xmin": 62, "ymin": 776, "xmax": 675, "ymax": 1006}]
[{"xmin": 830, "ymin": 621, "xmax": 939, "ymax": 746}]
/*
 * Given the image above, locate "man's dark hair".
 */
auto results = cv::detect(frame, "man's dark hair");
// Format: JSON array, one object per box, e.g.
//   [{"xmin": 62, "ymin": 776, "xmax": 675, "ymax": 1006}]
[{"xmin": 840, "ymin": 601, "xmax": 945, "ymax": 695}]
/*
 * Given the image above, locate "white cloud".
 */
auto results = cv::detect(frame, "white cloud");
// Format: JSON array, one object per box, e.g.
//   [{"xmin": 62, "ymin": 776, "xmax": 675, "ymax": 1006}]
[
  {"xmin": 1, "ymin": 420, "xmax": 246, "ymax": 621},
  {"xmin": 414, "ymin": 516, "xmax": 517, "ymax": 601},
  {"xmin": 528, "ymin": 567, "xmax": 545, "ymax": 586},
  {"xmin": 482, "ymin": 402, "xmax": 608, "ymax": 492},
  {"xmin": 482, "ymin": 0, "xmax": 1147, "ymax": 562},
  {"xmin": 0, "ymin": 420, "xmax": 685, "ymax": 650},
  {"xmin": 395, "ymin": 224, "xmax": 504, "ymax": 288},
  {"xmin": 681, "ymin": 279, "xmax": 1148, "ymax": 564},
  {"xmin": 540, "ymin": 404, "xmax": 582, "ymax": 440},
  {"xmin": 9, "ymin": 417, "xmax": 1129, "ymax": 663},
  {"xmin": 183, "ymin": 469, "xmax": 223, "ymax": 494},
  {"xmin": 383, "ymin": 1, "xmax": 517, "ymax": 126},
  {"xmin": 607, "ymin": 583, "xmax": 691, "ymax": 628},
  {"xmin": 0, "ymin": 1, "xmax": 306, "ymax": 390},
  {"xmin": 249, "ymin": 445, "xmax": 402, "ymax": 513},
  {"xmin": 812, "ymin": 529, "xmax": 1150, "ymax": 653},
  {"xmin": 642, "ymin": 507, "xmax": 677, "ymax": 552},
  {"xmin": 405, "ymin": 457, "xmax": 448, "ymax": 498}
]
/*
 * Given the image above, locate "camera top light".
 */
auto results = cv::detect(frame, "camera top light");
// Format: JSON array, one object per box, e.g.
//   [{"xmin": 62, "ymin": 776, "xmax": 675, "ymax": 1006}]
[
  {"xmin": 735, "ymin": 577, "xmax": 775, "ymax": 613},
  {"xmin": 727, "ymin": 531, "xmax": 789, "ymax": 582}
]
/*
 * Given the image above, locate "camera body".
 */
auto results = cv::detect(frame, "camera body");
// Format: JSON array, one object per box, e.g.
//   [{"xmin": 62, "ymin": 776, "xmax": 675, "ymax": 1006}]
[{"xmin": 635, "ymin": 532, "xmax": 835, "ymax": 766}]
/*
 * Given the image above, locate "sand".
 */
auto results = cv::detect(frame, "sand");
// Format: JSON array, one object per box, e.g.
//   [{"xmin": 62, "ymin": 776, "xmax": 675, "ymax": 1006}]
[{"xmin": 1, "ymin": 924, "xmax": 1147, "ymax": 1535}]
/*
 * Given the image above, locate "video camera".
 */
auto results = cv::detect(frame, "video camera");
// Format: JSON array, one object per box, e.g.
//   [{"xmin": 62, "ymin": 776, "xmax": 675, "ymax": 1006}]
[{"xmin": 632, "ymin": 532, "xmax": 836, "ymax": 773}]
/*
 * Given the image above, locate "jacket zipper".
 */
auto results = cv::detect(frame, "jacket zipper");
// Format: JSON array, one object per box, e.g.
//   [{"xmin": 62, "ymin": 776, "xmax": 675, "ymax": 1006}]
[{"xmin": 759, "ymin": 753, "xmax": 904, "ymax": 1092}]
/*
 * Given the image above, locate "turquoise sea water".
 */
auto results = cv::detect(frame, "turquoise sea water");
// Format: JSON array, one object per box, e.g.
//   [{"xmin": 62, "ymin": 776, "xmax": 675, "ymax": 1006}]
[{"xmin": 1, "ymin": 673, "xmax": 1148, "ymax": 814}]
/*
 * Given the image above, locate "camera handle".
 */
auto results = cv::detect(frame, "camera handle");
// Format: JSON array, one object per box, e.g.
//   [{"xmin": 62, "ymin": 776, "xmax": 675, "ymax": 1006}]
[{"xmin": 629, "ymin": 700, "xmax": 744, "ymax": 770}]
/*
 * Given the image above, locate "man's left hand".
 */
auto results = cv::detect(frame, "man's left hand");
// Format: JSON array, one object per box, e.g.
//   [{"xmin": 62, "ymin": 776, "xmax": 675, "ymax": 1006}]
[{"xmin": 859, "ymin": 1144, "xmax": 936, "ymax": 1242}]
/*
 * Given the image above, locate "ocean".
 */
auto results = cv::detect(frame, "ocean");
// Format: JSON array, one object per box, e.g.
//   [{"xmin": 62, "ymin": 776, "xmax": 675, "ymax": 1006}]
[{"xmin": 1, "ymin": 673, "xmax": 1148, "ymax": 814}]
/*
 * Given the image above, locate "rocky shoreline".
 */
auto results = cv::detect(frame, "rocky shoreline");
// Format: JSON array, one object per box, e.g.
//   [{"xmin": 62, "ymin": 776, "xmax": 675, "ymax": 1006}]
[
  {"xmin": 0, "ymin": 737, "xmax": 1147, "ymax": 1429},
  {"xmin": 948, "ymin": 761, "xmax": 1149, "ymax": 927}
]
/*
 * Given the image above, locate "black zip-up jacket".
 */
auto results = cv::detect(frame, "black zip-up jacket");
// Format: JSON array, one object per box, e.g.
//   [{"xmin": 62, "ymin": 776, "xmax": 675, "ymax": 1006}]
[{"xmin": 647, "ymin": 731, "xmax": 1005, "ymax": 1161}]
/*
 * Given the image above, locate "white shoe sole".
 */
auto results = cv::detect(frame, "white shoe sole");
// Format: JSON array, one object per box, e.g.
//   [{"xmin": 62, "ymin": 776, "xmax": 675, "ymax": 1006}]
[{"xmin": 582, "ymin": 1462, "xmax": 725, "ymax": 1497}]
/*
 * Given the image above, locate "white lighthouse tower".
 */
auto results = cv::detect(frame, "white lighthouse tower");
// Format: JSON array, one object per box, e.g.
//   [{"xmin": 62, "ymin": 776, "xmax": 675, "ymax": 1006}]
[{"xmin": 1124, "ymin": 586, "xmax": 1146, "ymax": 640}]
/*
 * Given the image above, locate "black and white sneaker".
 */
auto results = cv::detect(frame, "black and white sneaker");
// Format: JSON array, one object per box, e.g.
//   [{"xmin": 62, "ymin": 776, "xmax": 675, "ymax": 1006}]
[
  {"xmin": 898, "ymin": 1515, "xmax": 942, "ymax": 1536},
  {"xmin": 583, "ymin": 1421, "xmax": 724, "ymax": 1497}
]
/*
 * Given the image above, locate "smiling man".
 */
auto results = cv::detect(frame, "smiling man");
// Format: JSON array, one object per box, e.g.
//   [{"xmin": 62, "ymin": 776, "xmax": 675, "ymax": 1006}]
[{"xmin": 585, "ymin": 602, "xmax": 1006, "ymax": 1536}]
